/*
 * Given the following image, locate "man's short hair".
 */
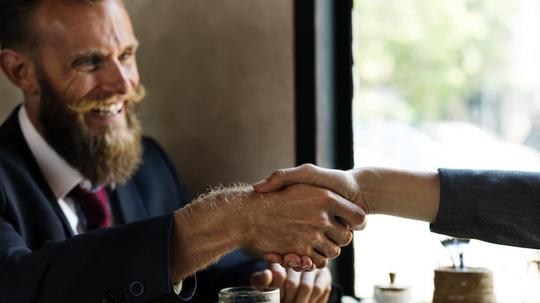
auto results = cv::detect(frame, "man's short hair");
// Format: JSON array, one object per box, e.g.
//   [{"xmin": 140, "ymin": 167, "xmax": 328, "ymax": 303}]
[
  {"xmin": 0, "ymin": 0, "xmax": 104, "ymax": 50},
  {"xmin": 0, "ymin": 0, "xmax": 39, "ymax": 50}
]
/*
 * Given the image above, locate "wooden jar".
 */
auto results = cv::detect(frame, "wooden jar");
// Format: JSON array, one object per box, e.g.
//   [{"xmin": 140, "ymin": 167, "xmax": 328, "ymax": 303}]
[{"xmin": 433, "ymin": 267, "xmax": 495, "ymax": 303}]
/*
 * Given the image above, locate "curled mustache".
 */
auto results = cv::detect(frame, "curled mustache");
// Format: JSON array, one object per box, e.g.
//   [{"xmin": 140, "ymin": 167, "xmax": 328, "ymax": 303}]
[{"xmin": 67, "ymin": 85, "xmax": 146, "ymax": 114}]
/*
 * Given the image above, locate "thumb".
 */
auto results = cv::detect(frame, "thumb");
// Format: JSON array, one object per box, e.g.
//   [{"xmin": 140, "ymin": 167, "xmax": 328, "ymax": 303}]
[
  {"xmin": 253, "ymin": 174, "xmax": 286, "ymax": 193},
  {"xmin": 253, "ymin": 165, "xmax": 310, "ymax": 193},
  {"xmin": 250, "ymin": 269, "xmax": 273, "ymax": 287}
]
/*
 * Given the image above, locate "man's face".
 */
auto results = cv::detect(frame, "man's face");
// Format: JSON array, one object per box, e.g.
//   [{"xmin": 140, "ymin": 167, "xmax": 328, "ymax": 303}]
[
  {"xmin": 34, "ymin": 0, "xmax": 140, "ymax": 132},
  {"xmin": 30, "ymin": 0, "xmax": 145, "ymax": 185}
]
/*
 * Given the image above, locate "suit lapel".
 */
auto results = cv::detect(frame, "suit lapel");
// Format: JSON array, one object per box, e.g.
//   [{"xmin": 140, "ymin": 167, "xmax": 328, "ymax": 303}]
[
  {"xmin": 113, "ymin": 181, "xmax": 148, "ymax": 224},
  {"xmin": 2, "ymin": 106, "xmax": 75, "ymax": 237}
]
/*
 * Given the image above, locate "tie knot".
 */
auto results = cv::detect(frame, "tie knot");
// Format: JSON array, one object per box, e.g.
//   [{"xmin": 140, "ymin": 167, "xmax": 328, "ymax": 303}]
[{"xmin": 69, "ymin": 186, "xmax": 104, "ymax": 198}]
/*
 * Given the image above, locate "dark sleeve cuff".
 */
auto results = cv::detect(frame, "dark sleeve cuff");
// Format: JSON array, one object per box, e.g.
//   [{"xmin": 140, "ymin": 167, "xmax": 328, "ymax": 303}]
[
  {"xmin": 177, "ymin": 275, "xmax": 197, "ymax": 301},
  {"xmin": 430, "ymin": 168, "xmax": 540, "ymax": 248}
]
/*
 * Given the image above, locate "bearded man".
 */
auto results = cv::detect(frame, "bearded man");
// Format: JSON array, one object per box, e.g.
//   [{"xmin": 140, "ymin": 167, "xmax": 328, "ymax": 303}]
[{"xmin": 0, "ymin": 0, "xmax": 365, "ymax": 302}]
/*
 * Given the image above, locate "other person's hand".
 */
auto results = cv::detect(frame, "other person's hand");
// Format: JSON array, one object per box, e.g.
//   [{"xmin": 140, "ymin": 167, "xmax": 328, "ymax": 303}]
[
  {"xmin": 253, "ymin": 164, "xmax": 368, "ymax": 215},
  {"xmin": 250, "ymin": 263, "xmax": 332, "ymax": 303}
]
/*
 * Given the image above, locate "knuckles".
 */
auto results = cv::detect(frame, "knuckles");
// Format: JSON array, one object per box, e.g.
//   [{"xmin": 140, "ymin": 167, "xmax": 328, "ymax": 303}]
[
  {"xmin": 328, "ymin": 246, "xmax": 341, "ymax": 259},
  {"xmin": 311, "ymin": 284, "xmax": 324, "ymax": 298},
  {"xmin": 299, "ymin": 163, "xmax": 317, "ymax": 176},
  {"xmin": 293, "ymin": 243, "xmax": 311, "ymax": 257},
  {"xmin": 314, "ymin": 257, "xmax": 328, "ymax": 268},
  {"xmin": 352, "ymin": 207, "xmax": 366, "ymax": 225},
  {"xmin": 310, "ymin": 213, "xmax": 331, "ymax": 229},
  {"xmin": 343, "ymin": 230, "xmax": 353, "ymax": 246},
  {"xmin": 270, "ymin": 169, "xmax": 286, "ymax": 180},
  {"xmin": 285, "ymin": 278, "xmax": 299, "ymax": 291},
  {"xmin": 298, "ymin": 281, "xmax": 313, "ymax": 294}
]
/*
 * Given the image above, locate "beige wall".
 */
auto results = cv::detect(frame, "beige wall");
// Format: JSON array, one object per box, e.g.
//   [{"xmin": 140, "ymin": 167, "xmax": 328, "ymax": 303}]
[{"xmin": 0, "ymin": 0, "xmax": 295, "ymax": 196}]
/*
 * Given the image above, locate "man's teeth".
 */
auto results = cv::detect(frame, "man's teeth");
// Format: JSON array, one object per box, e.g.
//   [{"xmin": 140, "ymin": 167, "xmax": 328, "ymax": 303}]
[{"xmin": 93, "ymin": 103, "xmax": 123, "ymax": 115}]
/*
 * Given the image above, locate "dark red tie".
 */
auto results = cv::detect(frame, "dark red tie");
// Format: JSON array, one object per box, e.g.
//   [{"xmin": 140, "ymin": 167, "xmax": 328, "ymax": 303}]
[{"xmin": 68, "ymin": 186, "xmax": 111, "ymax": 231}]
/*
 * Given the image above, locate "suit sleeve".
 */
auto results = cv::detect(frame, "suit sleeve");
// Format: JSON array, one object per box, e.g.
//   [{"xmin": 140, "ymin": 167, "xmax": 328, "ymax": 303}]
[
  {"xmin": 430, "ymin": 168, "xmax": 540, "ymax": 248},
  {"xmin": 0, "ymin": 211, "xmax": 188, "ymax": 303},
  {"xmin": 150, "ymin": 140, "xmax": 267, "ymax": 302}
]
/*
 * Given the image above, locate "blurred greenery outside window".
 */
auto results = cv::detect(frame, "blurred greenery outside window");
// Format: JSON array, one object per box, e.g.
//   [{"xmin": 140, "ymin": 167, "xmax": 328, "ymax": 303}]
[{"xmin": 352, "ymin": 0, "xmax": 540, "ymax": 302}]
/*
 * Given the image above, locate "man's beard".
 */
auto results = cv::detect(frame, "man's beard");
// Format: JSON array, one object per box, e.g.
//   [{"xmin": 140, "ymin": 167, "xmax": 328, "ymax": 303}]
[{"xmin": 37, "ymin": 79, "xmax": 146, "ymax": 186}]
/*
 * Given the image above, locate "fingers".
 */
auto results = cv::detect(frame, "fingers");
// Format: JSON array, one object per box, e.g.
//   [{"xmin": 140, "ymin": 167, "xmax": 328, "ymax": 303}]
[
  {"xmin": 282, "ymin": 253, "xmax": 303, "ymax": 268},
  {"xmin": 314, "ymin": 239, "xmax": 340, "ymax": 260},
  {"xmin": 309, "ymin": 250, "xmax": 328, "ymax": 269},
  {"xmin": 253, "ymin": 164, "xmax": 321, "ymax": 193},
  {"xmin": 283, "ymin": 267, "xmax": 301, "ymax": 303},
  {"xmin": 325, "ymin": 225, "xmax": 353, "ymax": 247},
  {"xmin": 356, "ymin": 216, "xmax": 367, "ymax": 231},
  {"xmin": 282, "ymin": 254, "xmax": 314, "ymax": 272},
  {"xmin": 294, "ymin": 270, "xmax": 316, "ymax": 303},
  {"xmin": 268, "ymin": 263, "xmax": 287, "ymax": 300},
  {"xmin": 301, "ymin": 256, "xmax": 314, "ymax": 271},
  {"xmin": 313, "ymin": 268, "xmax": 332, "ymax": 303},
  {"xmin": 250, "ymin": 269, "xmax": 272, "ymax": 287},
  {"xmin": 252, "ymin": 183, "xmax": 364, "ymax": 270},
  {"xmin": 264, "ymin": 253, "xmax": 284, "ymax": 264},
  {"xmin": 330, "ymin": 192, "xmax": 366, "ymax": 230},
  {"xmin": 252, "ymin": 167, "xmax": 302, "ymax": 193},
  {"xmin": 269, "ymin": 264, "xmax": 332, "ymax": 303}
]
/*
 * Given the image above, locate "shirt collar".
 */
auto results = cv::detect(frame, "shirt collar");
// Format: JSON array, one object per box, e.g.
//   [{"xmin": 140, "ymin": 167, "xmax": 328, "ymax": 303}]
[{"xmin": 18, "ymin": 105, "xmax": 84, "ymax": 199}]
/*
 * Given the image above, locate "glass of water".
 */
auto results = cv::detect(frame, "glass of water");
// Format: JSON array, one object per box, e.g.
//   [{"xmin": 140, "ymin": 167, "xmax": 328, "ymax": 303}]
[{"xmin": 218, "ymin": 286, "xmax": 279, "ymax": 303}]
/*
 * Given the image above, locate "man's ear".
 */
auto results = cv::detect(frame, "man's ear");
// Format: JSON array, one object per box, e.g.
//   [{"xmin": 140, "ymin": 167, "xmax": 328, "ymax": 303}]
[{"xmin": 0, "ymin": 49, "xmax": 39, "ymax": 94}]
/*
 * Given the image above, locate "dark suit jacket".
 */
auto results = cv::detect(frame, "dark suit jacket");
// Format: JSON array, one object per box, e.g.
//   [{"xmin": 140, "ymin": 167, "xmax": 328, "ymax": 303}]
[
  {"xmin": 432, "ymin": 168, "xmax": 540, "ymax": 248},
  {"xmin": 0, "ymin": 107, "xmax": 265, "ymax": 303}
]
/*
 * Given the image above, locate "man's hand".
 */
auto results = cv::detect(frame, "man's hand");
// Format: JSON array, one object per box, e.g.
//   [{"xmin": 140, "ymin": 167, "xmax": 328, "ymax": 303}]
[
  {"xmin": 250, "ymin": 263, "xmax": 332, "ymax": 303},
  {"xmin": 241, "ymin": 184, "xmax": 363, "ymax": 268},
  {"xmin": 170, "ymin": 183, "xmax": 363, "ymax": 282},
  {"xmin": 253, "ymin": 165, "xmax": 368, "ymax": 270}
]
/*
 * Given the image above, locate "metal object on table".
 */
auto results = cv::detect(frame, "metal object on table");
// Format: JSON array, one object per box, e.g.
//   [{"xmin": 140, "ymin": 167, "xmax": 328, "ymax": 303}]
[{"xmin": 218, "ymin": 286, "xmax": 279, "ymax": 303}]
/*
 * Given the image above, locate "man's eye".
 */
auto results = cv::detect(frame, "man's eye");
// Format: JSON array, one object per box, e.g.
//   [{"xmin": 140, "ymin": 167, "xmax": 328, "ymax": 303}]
[
  {"xmin": 73, "ymin": 56, "xmax": 102, "ymax": 71},
  {"xmin": 119, "ymin": 51, "xmax": 133, "ymax": 62}
]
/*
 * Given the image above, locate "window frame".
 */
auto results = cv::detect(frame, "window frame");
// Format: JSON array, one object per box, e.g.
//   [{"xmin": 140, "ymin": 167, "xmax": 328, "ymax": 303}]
[{"xmin": 294, "ymin": 0, "xmax": 356, "ymax": 296}]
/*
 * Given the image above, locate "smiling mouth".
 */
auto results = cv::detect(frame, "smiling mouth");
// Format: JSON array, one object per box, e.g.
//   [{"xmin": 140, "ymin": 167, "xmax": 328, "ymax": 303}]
[{"xmin": 91, "ymin": 102, "xmax": 124, "ymax": 116}]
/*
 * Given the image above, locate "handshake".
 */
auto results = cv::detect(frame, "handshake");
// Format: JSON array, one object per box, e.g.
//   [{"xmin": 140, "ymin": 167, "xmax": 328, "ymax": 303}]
[
  {"xmin": 173, "ymin": 164, "xmax": 440, "ymax": 296},
  {"xmin": 244, "ymin": 164, "xmax": 440, "ymax": 271},
  {"xmin": 176, "ymin": 164, "xmax": 533, "ymax": 301},
  {"xmin": 249, "ymin": 164, "xmax": 369, "ymax": 271}
]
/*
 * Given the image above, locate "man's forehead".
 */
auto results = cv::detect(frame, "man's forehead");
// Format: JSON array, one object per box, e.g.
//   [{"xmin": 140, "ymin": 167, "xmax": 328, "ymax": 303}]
[{"xmin": 35, "ymin": 0, "xmax": 136, "ymax": 51}]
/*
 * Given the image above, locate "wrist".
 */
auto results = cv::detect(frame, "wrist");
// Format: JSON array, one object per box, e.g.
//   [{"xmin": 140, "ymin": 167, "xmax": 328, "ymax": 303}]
[
  {"xmin": 233, "ymin": 189, "xmax": 271, "ymax": 249},
  {"xmin": 354, "ymin": 168, "xmax": 440, "ymax": 221},
  {"xmin": 352, "ymin": 167, "xmax": 381, "ymax": 214},
  {"xmin": 169, "ymin": 188, "xmax": 251, "ymax": 280}
]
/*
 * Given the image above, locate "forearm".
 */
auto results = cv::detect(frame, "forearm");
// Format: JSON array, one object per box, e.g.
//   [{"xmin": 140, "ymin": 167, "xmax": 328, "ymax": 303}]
[
  {"xmin": 354, "ymin": 168, "xmax": 440, "ymax": 222},
  {"xmin": 169, "ymin": 186, "xmax": 250, "ymax": 282}
]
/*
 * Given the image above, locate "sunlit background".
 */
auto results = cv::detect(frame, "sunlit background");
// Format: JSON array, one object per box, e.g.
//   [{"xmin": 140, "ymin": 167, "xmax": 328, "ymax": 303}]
[{"xmin": 352, "ymin": 0, "xmax": 540, "ymax": 301}]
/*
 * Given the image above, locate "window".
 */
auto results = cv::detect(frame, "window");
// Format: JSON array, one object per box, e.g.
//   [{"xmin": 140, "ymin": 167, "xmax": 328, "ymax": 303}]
[{"xmin": 352, "ymin": 0, "xmax": 540, "ymax": 301}]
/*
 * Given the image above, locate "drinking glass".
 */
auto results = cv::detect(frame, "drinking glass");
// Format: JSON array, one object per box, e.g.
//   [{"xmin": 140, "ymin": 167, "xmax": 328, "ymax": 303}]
[{"xmin": 218, "ymin": 286, "xmax": 279, "ymax": 303}]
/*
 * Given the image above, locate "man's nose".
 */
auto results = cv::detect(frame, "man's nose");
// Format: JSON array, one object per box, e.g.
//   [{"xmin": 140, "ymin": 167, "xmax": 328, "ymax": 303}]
[{"xmin": 100, "ymin": 61, "xmax": 130, "ymax": 96}]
